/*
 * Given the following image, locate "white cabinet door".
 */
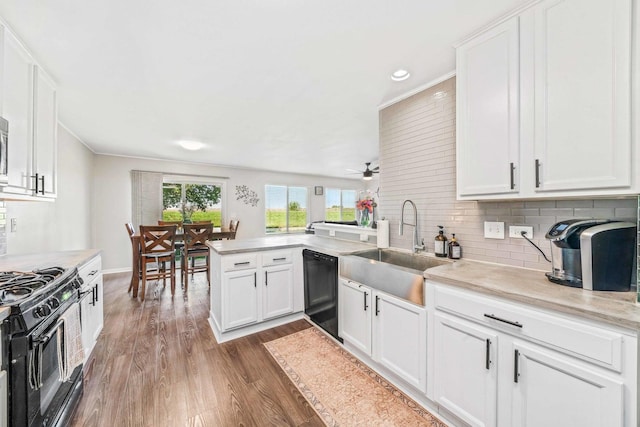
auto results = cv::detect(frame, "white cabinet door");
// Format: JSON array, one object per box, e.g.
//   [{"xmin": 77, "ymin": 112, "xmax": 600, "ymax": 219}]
[
  {"xmin": 93, "ymin": 274, "xmax": 104, "ymax": 342},
  {"xmin": 338, "ymin": 279, "xmax": 372, "ymax": 355},
  {"xmin": 433, "ymin": 312, "xmax": 498, "ymax": 427},
  {"xmin": 456, "ymin": 16, "xmax": 520, "ymax": 197},
  {"xmin": 1, "ymin": 30, "xmax": 33, "ymax": 195},
  {"xmin": 373, "ymin": 292, "xmax": 427, "ymax": 392},
  {"xmin": 262, "ymin": 264, "xmax": 294, "ymax": 321},
  {"xmin": 222, "ymin": 269, "xmax": 258, "ymax": 330},
  {"xmin": 32, "ymin": 66, "xmax": 57, "ymax": 197},
  {"xmin": 531, "ymin": 0, "xmax": 632, "ymax": 192},
  {"xmin": 0, "ymin": 370, "xmax": 6, "ymax": 427},
  {"xmin": 511, "ymin": 342, "xmax": 624, "ymax": 427}
]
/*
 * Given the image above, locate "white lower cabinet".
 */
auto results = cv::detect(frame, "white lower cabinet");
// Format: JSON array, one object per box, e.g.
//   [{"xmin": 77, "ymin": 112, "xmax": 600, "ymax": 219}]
[
  {"xmin": 223, "ymin": 269, "xmax": 259, "ymax": 330},
  {"xmin": 214, "ymin": 249, "xmax": 300, "ymax": 335},
  {"xmin": 339, "ymin": 278, "xmax": 427, "ymax": 392},
  {"xmin": 79, "ymin": 255, "xmax": 104, "ymax": 363},
  {"xmin": 433, "ymin": 312, "xmax": 498, "ymax": 427},
  {"xmin": 262, "ymin": 264, "xmax": 294, "ymax": 321},
  {"xmin": 428, "ymin": 282, "xmax": 636, "ymax": 427},
  {"xmin": 511, "ymin": 342, "xmax": 623, "ymax": 427}
]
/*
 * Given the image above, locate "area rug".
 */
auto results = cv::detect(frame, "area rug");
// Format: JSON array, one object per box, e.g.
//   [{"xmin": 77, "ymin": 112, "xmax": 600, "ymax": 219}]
[{"xmin": 264, "ymin": 327, "xmax": 448, "ymax": 427}]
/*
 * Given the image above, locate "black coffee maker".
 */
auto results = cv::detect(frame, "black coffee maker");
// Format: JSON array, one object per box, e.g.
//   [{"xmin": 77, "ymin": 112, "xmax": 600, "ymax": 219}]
[{"xmin": 545, "ymin": 219, "xmax": 636, "ymax": 291}]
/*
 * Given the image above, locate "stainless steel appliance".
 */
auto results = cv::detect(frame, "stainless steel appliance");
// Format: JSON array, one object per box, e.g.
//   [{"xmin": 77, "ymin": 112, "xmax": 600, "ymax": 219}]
[
  {"xmin": 303, "ymin": 249, "xmax": 342, "ymax": 342},
  {"xmin": 545, "ymin": 219, "xmax": 636, "ymax": 291},
  {"xmin": 0, "ymin": 267, "xmax": 84, "ymax": 427},
  {"xmin": 0, "ymin": 117, "xmax": 8, "ymax": 184}
]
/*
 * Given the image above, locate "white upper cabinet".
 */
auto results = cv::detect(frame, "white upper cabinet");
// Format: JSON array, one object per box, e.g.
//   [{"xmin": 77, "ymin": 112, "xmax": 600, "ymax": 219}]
[
  {"xmin": 456, "ymin": 0, "xmax": 636, "ymax": 200},
  {"xmin": 531, "ymin": 0, "xmax": 632, "ymax": 193},
  {"xmin": 456, "ymin": 17, "xmax": 520, "ymax": 197},
  {"xmin": 33, "ymin": 66, "xmax": 57, "ymax": 198},
  {"xmin": 0, "ymin": 24, "xmax": 57, "ymax": 200},
  {"xmin": 1, "ymin": 28, "xmax": 33, "ymax": 196}
]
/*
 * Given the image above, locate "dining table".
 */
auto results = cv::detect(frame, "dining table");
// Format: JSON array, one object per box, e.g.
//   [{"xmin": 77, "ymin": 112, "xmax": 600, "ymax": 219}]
[{"xmin": 129, "ymin": 226, "xmax": 234, "ymax": 298}]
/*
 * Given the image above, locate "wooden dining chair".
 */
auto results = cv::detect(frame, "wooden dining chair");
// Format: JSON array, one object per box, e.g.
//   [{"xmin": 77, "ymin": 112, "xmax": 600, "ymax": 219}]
[
  {"xmin": 158, "ymin": 220, "xmax": 183, "ymax": 228},
  {"xmin": 192, "ymin": 220, "xmax": 211, "ymax": 224},
  {"xmin": 139, "ymin": 225, "xmax": 177, "ymax": 301},
  {"xmin": 181, "ymin": 223, "xmax": 213, "ymax": 291},
  {"xmin": 228, "ymin": 220, "xmax": 239, "ymax": 240},
  {"xmin": 125, "ymin": 223, "xmax": 136, "ymax": 292}
]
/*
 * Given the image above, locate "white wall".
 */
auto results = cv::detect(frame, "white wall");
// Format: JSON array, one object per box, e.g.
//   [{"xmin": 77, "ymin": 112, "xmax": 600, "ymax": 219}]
[
  {"xmin": 6, "ymin": 125, "xmax": 94, "ymax": 254},
  {"xmin": 93, "ymin": 154, "xmax": 364, "ymax": 271}
]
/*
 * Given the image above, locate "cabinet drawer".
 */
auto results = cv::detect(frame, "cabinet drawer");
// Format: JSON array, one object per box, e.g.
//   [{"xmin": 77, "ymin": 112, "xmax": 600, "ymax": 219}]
[
  {"xmin": 222, "ymin": 253, "xmax": 258, "ymax": 272},
  {"xmin": 432, "ymin": 284, "xmax": 624, "ymax": 372},
  {"xmin": 261, "ymin": 250, "xmax": 292, "ymax": 266},
  {"xmin": 79, "ymin": 255, "xmax": 101, "ymax": 284}
]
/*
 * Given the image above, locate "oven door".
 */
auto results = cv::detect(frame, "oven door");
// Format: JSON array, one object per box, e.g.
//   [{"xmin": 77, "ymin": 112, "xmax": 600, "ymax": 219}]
[{"xmin": 11, "ymin": 302, "xmax": 83, "ymax": 427}]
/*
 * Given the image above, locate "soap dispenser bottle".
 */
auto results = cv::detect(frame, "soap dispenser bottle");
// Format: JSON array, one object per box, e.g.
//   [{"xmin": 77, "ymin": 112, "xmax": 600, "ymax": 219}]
[
  {"xmin": 435, "ymin": 225, "xmax": 448, "ymax": 257},
  {"xmin": 448, "ymin": 233, "xmax": 461, "ymax": 259}
]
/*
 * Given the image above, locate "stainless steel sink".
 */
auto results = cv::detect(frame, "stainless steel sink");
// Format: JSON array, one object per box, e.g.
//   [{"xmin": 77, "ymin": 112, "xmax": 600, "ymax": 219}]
[
  {"xmin": 339, "ymin": 249, "xmax": 452, "ymax": 306},
  {"xmin": 351, "ymin": 248, "xmax": 452, "ymax": 271}
]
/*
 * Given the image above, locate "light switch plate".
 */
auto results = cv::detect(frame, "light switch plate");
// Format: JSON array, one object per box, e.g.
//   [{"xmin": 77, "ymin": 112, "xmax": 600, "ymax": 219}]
[
  {"xmin": 10, "ymin": 218, "xmax": 16, "ymax": 233},
  {"xmin": 509, "ymin": 225, "xmax": 534, "ymax": 239},
  {"xmin": 484, "ymin": 221, "xmax": 505, "ymax": 239}
]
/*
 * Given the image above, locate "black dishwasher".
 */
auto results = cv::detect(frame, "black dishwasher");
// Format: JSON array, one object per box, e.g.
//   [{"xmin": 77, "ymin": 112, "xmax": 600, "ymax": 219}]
[{"xmin": 303, "ymin": 249, "xmax": 342, "ymax": 342}]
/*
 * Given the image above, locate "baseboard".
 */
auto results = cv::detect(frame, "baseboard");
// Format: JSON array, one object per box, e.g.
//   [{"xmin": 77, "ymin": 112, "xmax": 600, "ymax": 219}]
[{"xmin": 208, "ymin": 311, "xmax": 305, "ymax": 344}]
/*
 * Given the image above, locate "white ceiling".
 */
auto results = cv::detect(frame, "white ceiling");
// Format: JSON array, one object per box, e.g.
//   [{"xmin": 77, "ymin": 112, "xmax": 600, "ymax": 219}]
[{"xmin": 0, "ymin": 0, "xmax": 527, "ymax": 178}]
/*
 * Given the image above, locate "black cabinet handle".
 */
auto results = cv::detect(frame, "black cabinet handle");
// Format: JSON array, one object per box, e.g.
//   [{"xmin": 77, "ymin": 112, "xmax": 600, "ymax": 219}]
[
  {"xmin": 535, "ymin": 159, "xmax": 541, "ymax": 188},
  {"xmin": 375, "ymin": 296, "xmax": 380, "ymax": 316},
  {"xmin": 31, "ymin": 173, "xmax": 39, "ymax": 193},
  {"xmin": 254, "ymin": 272, "xmax": 256, "ymax": 288},
  {"xmin": 234, "ymin": 261, "xmax": 250, "ymax": 266},
  {"xmin": 484, "ymin": 313, "xmax": 523, "ymax": 328},
  {"xmin": 95, "ymin": 284, "xmax": 99, "ymax": 302},
  {"xmin": 363, "ymin": 292, "xmax": 368, "ymax": 311},
  {"xmin": 509, "ymin": 162, "xmax": 515, "ymax": 190},
  {"xmin": 514, "ymin": 349, "xmax": 520, "ymax": 383},
  {"xmin": 265, "ymin": 271, "xmax": 268, "ymax": 286},
  {"xmin": 39, "ymin": 175, "xmax": 45, "ymax": 194},
  {"xmin": 485, "ymin": 339, "xmax": 491, "ymax": 370},
  {"xmin": 272, "ymin": 257, "xmax": 287, "ymax": 261}
]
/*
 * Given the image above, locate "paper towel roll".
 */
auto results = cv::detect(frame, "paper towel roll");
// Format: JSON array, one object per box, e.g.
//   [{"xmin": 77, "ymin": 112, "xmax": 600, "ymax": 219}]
[{"xmin": 377, "ymin": 220, "xmax": 390, "ymax": 248}]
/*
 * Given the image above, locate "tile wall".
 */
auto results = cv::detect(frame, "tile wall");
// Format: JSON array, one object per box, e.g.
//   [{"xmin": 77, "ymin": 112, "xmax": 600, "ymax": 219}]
[{"xmin": 379, "ymin": 77, "xmax": 638, "ymax": 277}]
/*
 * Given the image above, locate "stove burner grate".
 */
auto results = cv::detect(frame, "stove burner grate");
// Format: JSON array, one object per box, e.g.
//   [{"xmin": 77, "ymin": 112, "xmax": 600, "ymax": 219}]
[{"xmin": 0, "ymin": 267, "xmax": 67, "ymax": 305}]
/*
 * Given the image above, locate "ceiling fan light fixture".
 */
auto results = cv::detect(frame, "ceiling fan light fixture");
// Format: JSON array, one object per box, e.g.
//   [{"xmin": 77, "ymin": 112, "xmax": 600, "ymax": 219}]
[
  {"xmin": 391, "ymin": 69, "xmax": 410, "ymax": 82},
  {"xmin": 362, "ymin": 175, "xmax": 373, "ymax": 181},
  {"xmin": 178, "ymin": 140, "xmax": 205, "ymax": 151}
]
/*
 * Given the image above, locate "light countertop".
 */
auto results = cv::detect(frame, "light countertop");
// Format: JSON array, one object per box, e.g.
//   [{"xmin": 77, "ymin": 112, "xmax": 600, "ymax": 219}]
[
  {"xmin": 208, "ymin": 235, "xmax": 374, "ymax": 257},
  {"xmin": 0, "ymin": 249, "xmax": 101, "ymax": 272},
  {"xmin": 425, "ymin": 260, "xmax": 640, "ymax": 330}
]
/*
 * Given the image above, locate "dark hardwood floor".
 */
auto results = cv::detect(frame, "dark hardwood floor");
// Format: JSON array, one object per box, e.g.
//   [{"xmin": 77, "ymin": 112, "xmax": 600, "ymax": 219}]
[{"xmin": 70, "ymin": 272, "xmax": 324, "ymax": 427}]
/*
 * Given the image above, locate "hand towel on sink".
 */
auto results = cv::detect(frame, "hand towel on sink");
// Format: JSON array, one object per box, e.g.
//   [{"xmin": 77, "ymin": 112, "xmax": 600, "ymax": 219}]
[{"xmin": 56, "ymin": 303, "xmax": 85, "ymax": 382}]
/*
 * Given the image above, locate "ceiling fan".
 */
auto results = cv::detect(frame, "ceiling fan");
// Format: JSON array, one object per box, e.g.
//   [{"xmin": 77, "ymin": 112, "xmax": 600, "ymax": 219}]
[{"xmin": 347, "ymin": 162, "xmax": 379, "ymax": 181}]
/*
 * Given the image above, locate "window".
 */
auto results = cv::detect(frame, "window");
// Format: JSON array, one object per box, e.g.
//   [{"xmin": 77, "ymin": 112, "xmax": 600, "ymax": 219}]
[
  {"xmin": 265, "ymin": 185, "xmax": 308, "ymax": 233},
  {"xmin": 162, "ymin": 178, "xmax": 224, "ymax": 226},
  {"xmin": 325, "ymin": 188, "xmax": 357, "ymax": 221}
]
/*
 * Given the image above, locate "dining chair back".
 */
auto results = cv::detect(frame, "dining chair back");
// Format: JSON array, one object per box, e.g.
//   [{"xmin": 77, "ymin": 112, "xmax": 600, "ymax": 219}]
[
  {"xmin": 192, "ymin": 220, "xmax": 211, "ymax": 225},
  {"xmin": 158, "ymin": 220, "xmax": 183, "ymax": 229},
  {"xmin": 138, "ymin": 225, "xmax": 177, "ymax": 301},
  {"xmin": 181, "ymin": 223, "xmax": 214, "ymax": 290},
  {"xmin": 125, "ymin": 222, "xmax": 136, "ymax": 292},
  {"xmin": 228, "ymin": 220, "xmax": 239, "ymax": 240}
]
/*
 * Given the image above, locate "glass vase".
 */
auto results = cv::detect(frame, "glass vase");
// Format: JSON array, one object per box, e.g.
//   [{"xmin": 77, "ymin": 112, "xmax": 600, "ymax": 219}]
[{"xmin": 358, "ymin": 209, "xmax": 371, "ymax": 228}]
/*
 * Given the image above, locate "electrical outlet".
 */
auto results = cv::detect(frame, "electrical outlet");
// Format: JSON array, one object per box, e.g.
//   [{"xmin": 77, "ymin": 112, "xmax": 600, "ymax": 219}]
[
  {"xmin": 10, "ymin": 218, "xmax": 16, "ymax": 233},
  {"xmin": 329, "ymin": 229, "xmax": 336, "ymax": 237},
  {"xmin": 359, "ymin": 234, "xmax": 368, "ymax": 242},
  {"xmin": 484, "ymin": 221, "xmax": 505, "ymax": 239},
  {"xmin": 509, "ymin": 225, "xmax": 534, "ymax": 239}
]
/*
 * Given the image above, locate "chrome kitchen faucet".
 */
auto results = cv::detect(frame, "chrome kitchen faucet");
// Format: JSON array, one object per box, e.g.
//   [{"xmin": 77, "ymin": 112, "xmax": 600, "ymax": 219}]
[{"xmin": 399, "ymin": 199, "xmax": 424, "ymax": 253}]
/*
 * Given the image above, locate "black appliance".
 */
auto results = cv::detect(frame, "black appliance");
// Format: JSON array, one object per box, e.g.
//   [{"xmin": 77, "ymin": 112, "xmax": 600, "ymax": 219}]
[
  {"xmin": 302, "ymin": 249, "xmax": 342, "ymax": 342},
  {"xmin": 1, "ymin": 266, "xmax": 84, "ymax": 427}
]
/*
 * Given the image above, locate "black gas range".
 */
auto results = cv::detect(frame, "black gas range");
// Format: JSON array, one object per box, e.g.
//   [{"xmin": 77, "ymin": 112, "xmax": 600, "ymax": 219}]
[{"xmin": 0, "ymin": 266, "xmax": 84, "ymax": 427}]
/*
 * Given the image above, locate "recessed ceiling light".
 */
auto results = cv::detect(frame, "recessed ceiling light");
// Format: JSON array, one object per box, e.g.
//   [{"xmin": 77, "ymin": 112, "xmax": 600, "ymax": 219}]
[
  {"xmin": 391, "ymin": 69, "xmax": 410, "ymax": 82},
  {"xmin": 178, "ymin": 140, "xmax": 205, "ymax": 151}
]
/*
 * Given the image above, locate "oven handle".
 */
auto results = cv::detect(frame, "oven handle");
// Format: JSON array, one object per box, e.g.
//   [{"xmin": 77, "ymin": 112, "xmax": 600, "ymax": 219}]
[{"xmin": 37, "ymin": 318, "xmax": 65, "ymax": 345}]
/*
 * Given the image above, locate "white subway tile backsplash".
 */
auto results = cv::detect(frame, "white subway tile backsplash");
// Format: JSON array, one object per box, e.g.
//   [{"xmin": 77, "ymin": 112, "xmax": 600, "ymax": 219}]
[{"xmin": 379, "ymin": 77, "xmax": 638, "ymax": 273}]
